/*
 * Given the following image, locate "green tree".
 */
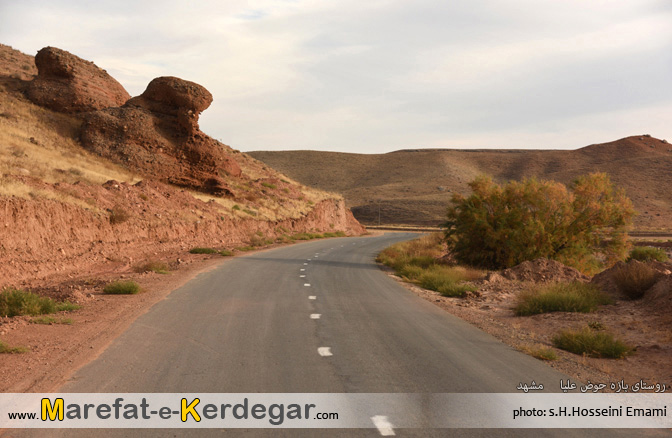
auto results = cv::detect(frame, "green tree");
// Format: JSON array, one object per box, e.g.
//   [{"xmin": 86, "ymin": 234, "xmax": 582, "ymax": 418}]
[{"xmin": 444, "ymin": 173, "xmax": 634, "ymax": 274}]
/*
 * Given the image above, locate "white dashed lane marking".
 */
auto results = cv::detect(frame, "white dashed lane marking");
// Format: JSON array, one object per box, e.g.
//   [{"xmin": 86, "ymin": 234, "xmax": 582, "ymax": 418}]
[
  {"xmin": 300, "ymin": 268, "xmax": 305, "ymax": 271},
  {"xmin": 304, "ymin": 283, "xmax": 311, "ymax": 287},
  {"xmin": 300, "ymin": 275, "xmax": 306, "ymax": 278},
  {"xmin": 317, "ymin": 347, "xmax": 332, "ymax": 357},
  {"xmin": 309, "ymin": 296, "xmax": 316, "ymax": 300},
  {"xmin": 310, "ymin": 314, "xmax": 321, "ymax": 319},
  {"xmin": 371, "ymin": 416, "xmax": 395, "ymax": 436}
]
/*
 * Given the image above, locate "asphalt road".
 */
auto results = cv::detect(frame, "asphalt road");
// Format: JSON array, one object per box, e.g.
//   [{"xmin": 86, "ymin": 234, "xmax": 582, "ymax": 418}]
[{"xmin": 12, "ymin": 234, "xmax": 670, "ymax": 437}]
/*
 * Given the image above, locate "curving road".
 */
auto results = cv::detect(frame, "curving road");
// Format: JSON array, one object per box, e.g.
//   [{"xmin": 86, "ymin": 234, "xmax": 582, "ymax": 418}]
[{"xmin": 17, "ymin": 234, "xmax": 670, "ymax": 437}]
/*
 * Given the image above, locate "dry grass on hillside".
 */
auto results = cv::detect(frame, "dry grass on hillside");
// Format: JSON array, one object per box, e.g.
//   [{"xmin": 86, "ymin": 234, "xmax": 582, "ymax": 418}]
[
  {"xmin": 0, "ymin": 89, "xmax": 139, "ymax": 189},
  {"xmin": 0, "ymin": 80, "xmax": 339, "ymax": 223},
  {"xmin": 250, "ymin": 138, "xmax": 672, "ymax": 230}
]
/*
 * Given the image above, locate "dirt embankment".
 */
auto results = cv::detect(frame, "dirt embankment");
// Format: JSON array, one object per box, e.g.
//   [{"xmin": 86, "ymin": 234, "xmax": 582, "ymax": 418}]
[{"xmin": 1, "ymin": 178, "xmax": 362, "ymax": 290}]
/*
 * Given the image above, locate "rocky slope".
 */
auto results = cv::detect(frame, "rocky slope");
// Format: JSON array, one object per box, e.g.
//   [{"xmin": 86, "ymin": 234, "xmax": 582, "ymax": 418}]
[{"xmin": 0, "ymin": 43, "xmax": 364, "ymax": 291}]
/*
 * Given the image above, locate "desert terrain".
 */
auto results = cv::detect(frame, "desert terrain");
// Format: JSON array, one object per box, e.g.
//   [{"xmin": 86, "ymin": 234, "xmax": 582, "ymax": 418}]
[
  {"xmin": 0, "ymin": 43, "xmax": 363, "ymax": 391},
  {"xmin": 0, "ymin": 42, "xmax": 669, "ymax": 405},
  {"xmin": 250, "ymin": 136, "xmax": 672, "ymax": 229}
]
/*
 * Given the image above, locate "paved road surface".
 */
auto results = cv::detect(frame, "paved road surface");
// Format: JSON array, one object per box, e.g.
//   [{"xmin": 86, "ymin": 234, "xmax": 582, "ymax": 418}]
[{"xmin": 11, "ymin": 234, "xmax": 670, "ymax": 437}]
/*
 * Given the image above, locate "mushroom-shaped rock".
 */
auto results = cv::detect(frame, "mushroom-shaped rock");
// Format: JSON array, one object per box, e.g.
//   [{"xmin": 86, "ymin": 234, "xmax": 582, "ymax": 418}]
[
  {"xmin": 126, "ymin": 76, "xmax": 213, "ymax": 135},
  {"xmin": 80, "ymin": 75, "xmax": 242, "ymax": 195},
  {"xmin": 27, "ymin": 47, "xmax": 130, "ymax": 113}
]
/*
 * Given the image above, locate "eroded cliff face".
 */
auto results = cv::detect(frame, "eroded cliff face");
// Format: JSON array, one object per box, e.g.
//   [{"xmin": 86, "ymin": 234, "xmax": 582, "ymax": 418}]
[
  {"xmin": 1, "ymin": 44, "xmax": 365, "ymax": 290},
  {"xmin": 1, "ymin": 178, "xmax": 364, "ymax": 289}
]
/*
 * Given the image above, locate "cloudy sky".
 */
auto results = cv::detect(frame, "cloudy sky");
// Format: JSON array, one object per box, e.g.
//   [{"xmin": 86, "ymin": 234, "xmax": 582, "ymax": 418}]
[{"xmin": 1, "ymin": 0, "xmax": 671, "ymax": 153}]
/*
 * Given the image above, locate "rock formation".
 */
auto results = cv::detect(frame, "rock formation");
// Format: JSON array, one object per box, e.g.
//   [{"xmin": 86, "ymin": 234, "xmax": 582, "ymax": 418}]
[
  {"xmin": 26, "ymin": 47, "xmax": 130, "ymax": 113},
  {"xmin": 80, "ymin": 76, "xmax": 242, "ymax": 196}
]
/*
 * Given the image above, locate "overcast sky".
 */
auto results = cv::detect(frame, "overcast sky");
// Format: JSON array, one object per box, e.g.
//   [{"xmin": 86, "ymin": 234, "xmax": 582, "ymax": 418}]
[{"xmin": 1, "ymin": 0, "xmax": 671, "ymax": 153}]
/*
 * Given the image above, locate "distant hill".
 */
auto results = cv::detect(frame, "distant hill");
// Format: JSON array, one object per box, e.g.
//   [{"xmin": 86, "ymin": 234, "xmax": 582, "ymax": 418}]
[{"xmin": 250, "ymin": 136, "xmax": 672, "ymax": 230}]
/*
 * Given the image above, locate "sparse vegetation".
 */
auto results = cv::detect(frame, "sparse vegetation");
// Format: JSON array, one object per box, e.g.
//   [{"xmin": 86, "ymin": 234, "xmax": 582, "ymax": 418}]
[
  {"xmin": 377, "ymin": 234, "xmax": 482, "ymax": 298},
  {"xmin": 612, "ymin": 262, "xmax": 659, "ymax": 299},
  {"xmin": 514, "ymin": 282, "xmax": 612, "ymax": 316},
  {"xmin": 0, "ymin": 341, "xmax": 29, "ymax": 354},
  {"xmin": 109, "ymin": 206, "xmax": 131, "ymax": 224},
  {"xmin": 189, "ymin": 247, "xmax": 219, "ymax": 254},
  {"xmin": 31, "ymin": 316, "xmax": 73, "ymax": 325},
  {"xmin": 103, "ymin": 280, "xmax": 140, "ymax": 295},
  {"xmin": 0, "ymin": 288, "xmax": 79, "ymax": 317},
  {"xmin": 249, "ymin": 233, "xmax": 270, "ymax": 247},
  {"xmin": 133, "ymin": 261, "xmax": 170, "ymax": 274},
  {"xmin": 323, "ymin": 231, "xmax": 346, "ymax": 238},
  {"xmin": 521, "ymin": 345, "xmax": 558, "ymax": 361},
  {"xmin": 588, "ymin": 321, "xmax": 606, "ymax": 331},
  {"xmin": 444, "ymin": 173, "xmax": 635, "ymax": 274},
  {"xmin": 261, "ymin": 182, "xmax": 277, "ymax": 189},
  {"xmin": 291, "ymin": 232, "xmax": 324, "ymax": 240},
  {"xmin": 628, "ymin": 246, "xmax": 668, "ymax": 262},
  {"xmin": 418, "ymin": 265, "xmax": 478, "ymax": 297},
  {"xmin": 219, "ymin": 250, "xmax": 233, "ymax": 257},
  {"xmin": 552, "ymin": 327, "xmax": 632, "ymax": 359},
  {"xmin": 55, "ymin": 302, "xmax": 81, "ymax": 312}
]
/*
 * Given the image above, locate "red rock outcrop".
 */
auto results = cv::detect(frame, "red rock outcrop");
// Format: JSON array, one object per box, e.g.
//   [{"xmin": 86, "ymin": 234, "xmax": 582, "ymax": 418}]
[
  {"xmin": 26, "ymin": 47, "xmax": 130, "ymax": 113},
  {"xmin": 80, "ymin": 76, "xmax": 242, "ymax": 196}
]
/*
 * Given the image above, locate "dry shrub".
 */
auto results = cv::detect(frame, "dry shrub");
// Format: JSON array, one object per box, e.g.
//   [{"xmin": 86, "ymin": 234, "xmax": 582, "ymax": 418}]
[
  {"xmin": 514, "ymin": 282, "xmax": 612, "ymax": 316},
  {"xmin": 613, "ymin": 262, "xmax": 659, "ymax": 299},
  {"xmin": 109, "ymin": 206, "xmax": 130, "ymax": 224}
]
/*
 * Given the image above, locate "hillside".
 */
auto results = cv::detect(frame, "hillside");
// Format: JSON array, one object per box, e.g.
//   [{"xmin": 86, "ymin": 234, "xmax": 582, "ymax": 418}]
[
  {"xmin": 250, "ymin": 136, "xmax": 672, "ymax": 229},
  {"xmin": 0, "ymin": 43, "xmax": 363, "ymax": 290}
]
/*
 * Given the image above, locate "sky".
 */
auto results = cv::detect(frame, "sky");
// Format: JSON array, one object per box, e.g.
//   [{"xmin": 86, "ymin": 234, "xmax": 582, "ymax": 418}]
[{"xmin": 1, "ymin": 0, "xmax": 671, "ymax": 153}]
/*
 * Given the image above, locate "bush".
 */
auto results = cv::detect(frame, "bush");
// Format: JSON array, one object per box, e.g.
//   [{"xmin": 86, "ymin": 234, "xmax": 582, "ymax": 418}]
[
  {"xmin": 219, "ymin": 250, "xmax": 233, "ymax": 257},
  {"xmin": 514, "ymin": 282, "xmax": 612, "ymax": 316},
  {"xmin": 628, "ymin": 246, "xmax": 669, "ymax": 263},
  {"xmin": 0, "ymin": 288, "xmax": 56, "ymax": 317},
  {"xmin": 444, "ymin": 173, "xmax": 634, "ymax": 274},
  {"xmin": 521, "ymin": 345, "xmax": 558, "ymax": 361},
  {"xmin": 613, "ymin": 262, "xmax": 659, "ymax": 299},
  {"xmin": 103, "ymin": 280, "xmax": 140, "ymax": 295},
  {"xmin": 377, "ymin": 234, "xmax": 481, "ymax": 298},
  {"xmin": 109, "ymin": 206, "xmax": 130, "ymax": 225},
  {"xmin": 418, "ymin": 266, "xmax": 477, "ymax": 297},
  {"xmin": 249, "ymin": 234, "xmax": 267, "ymax": 247},
  {"xmin": 552, "ymin": 327, "xmax": 632, "ymax": 358},
  {"xmin": 398, "ymin": 264, "xmax": 424, "ymax": 280},
  {"xmin": 189, "ymin": 247, "xmax": 219, "ymax": 254}
]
